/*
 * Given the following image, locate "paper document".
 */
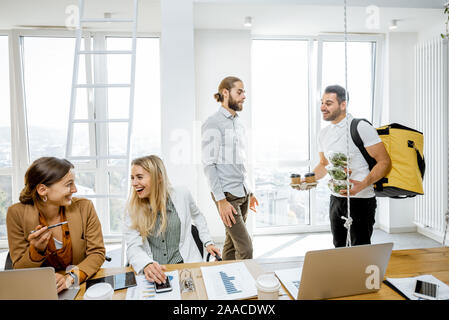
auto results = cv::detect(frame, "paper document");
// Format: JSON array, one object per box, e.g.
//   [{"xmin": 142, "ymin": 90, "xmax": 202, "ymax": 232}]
[
  {"xmin": 126, "ymin": 271, "xmax": 181, "ymax": 300},
  {"xmin": 274, "ymin": 267, "xmax": 303, "ymax": 299},
  {"xmin": 200, "ymin": 262, "xmax": 257, "ymax": 300},
  {"xmin": 385, "ymin": 274, "xmax": 449, "ymax": 300}
]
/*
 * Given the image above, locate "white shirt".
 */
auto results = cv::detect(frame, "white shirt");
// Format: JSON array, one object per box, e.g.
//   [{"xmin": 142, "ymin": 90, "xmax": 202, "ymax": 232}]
[
  {"xmin": 318, "ymin": 113, "xmax": 381, "ymax": 198},
  {"xmin": 125, "ymin": 186, "xmax": 214, "ymax": 274}
]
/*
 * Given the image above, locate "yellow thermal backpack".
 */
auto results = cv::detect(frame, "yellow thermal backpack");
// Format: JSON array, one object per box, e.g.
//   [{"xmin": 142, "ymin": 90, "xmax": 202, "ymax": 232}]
[{"xmin": 351, "ymin": 119, "xmax": 425, "ymax": 198}]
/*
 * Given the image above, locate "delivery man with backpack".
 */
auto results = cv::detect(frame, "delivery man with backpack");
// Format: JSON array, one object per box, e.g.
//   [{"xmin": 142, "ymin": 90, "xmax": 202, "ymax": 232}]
[{"xmin": 311, "ymin": 85, "xmax": 392, "ymax": 248}]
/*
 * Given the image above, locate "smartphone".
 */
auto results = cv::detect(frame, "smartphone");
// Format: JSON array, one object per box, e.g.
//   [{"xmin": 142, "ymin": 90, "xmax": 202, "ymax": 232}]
[
  {"xmin": 155, "ymin": 276, "xmax": 172, "ymax": 293},
  {"xmin": 413, "ymin": 280, "xmax": 438, "ymax": 300}
]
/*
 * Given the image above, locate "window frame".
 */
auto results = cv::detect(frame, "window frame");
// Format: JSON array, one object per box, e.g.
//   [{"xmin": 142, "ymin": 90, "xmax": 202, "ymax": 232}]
[
  {"xmin": 0, "ymin": 29, "xmax": 161, "ymax": 246},
  {"xmin": 0, "ymin": 31, "xmax": 13, "ymax": 178},
  {"xmin": 250, "ymin": 34, "xmax": 384, "ymax": 236}
]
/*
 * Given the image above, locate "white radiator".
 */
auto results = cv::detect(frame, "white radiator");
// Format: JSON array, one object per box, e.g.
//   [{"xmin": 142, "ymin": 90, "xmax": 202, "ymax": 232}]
[{"xmin": 414, "ymin": 37, "xmax": 448, "ymax": 242}]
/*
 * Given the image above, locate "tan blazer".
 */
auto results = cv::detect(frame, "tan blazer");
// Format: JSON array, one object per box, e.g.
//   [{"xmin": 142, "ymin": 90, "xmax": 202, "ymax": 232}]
[{"xmin": 6, "ymin": 198, "xmax": 105, "ymax": 280}]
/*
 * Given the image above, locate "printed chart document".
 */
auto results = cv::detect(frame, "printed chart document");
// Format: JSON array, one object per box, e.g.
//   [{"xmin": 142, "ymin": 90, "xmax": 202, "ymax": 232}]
[
  {"xmin": 200, "ymin": 262, "xmax": 257, "ymax": 300},
  {"xmin": 384, "ymin": 274, "xmax": 449, "ymax": 300},
  {"xmin": 274, "ymin": 267, "xmax": 303, "ymax": 299},
  {"xmin": 126, "ymin": 271, "xmax": 181, "ymax": 300}
]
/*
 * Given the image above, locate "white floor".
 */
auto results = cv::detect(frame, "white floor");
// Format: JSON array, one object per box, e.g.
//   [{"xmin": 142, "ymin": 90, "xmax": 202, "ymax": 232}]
[
  {"xmin": 252, "ymin": 229, "xmax": 442, "ymax": 260},
  {"xmin": 1, "ymin": 229, "xmax": 442, "ymax": 270}
]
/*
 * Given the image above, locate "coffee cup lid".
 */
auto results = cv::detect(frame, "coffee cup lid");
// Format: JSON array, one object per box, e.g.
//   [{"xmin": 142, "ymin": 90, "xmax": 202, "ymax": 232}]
[
  {"xmin": 305, "ymin": 172, "xmax": 315, "ymax": 177},
  {"xmin": 84, "ymin": 282, "xmax": 113, "ymax": 300},
  {"xmin": 256, "ymin": 273, "xmax": 280, "ymax": 292}
]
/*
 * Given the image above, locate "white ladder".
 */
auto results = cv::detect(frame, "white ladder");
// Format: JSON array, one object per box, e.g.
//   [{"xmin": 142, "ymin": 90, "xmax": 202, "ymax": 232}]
[{"xmin": 65, "ymin": 0, "xmax": 138, "ymax": 244}]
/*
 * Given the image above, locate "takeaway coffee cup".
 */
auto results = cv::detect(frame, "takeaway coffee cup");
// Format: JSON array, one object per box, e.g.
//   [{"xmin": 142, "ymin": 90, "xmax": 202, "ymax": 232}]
[
  {"xmin": 256, "ymin": 273, "xmax": 280, "ymax": 300},
  {"xmin": 83, "ymin": 282, "xmax": 114, "ymax": 300}
]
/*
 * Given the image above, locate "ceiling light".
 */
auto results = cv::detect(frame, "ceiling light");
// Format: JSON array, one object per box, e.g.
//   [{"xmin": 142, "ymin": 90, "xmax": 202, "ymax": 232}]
[
  {"xmin": 243, "ymin": 16, "xmax": 252, "ymax": 28},
  {"xmin": 389, "ymin": 19, "xmax": 398, "ymax": 30}
]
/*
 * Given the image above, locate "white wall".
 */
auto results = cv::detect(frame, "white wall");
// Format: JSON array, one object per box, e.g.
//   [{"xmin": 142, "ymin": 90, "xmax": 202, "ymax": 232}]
[
  {"xmin": 418, "ymin": 20, "xmax": 447, "ymax": 43},
  {"xmin": 160, "ymin": 0, "xmax": 197, "ymax": 195},
  {"xmin": 194, "ymin": 29, "xmax": 252, "ymax": 243},
  {"xmin": 377, "ymin": 32, "xmax": 418, "ymax": 233}
]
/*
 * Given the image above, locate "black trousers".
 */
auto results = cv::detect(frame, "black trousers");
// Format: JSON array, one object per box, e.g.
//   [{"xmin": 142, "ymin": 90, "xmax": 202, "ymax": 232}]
[{"xmin": 329, "ymin": 195, "xmax": 377, "ymax": 248}]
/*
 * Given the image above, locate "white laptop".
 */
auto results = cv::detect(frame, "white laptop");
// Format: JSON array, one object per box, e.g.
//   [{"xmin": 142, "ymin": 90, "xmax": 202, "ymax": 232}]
[
  {"xmin": 275, "ymin": 243, "xmax": 393, "ymax": 300},
  {"xmin": 0, "ymin": 267, "xmax": 80, "ymax": 300}
]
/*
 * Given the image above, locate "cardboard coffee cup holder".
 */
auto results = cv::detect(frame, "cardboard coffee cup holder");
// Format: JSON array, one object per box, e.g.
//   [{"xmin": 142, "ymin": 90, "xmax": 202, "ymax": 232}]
[{"xmin": 290, "ymin": 182, "xmax": 318, "ymax": 191}]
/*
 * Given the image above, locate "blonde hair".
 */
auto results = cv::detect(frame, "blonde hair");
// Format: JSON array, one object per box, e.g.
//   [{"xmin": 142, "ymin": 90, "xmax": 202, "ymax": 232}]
[{"xmin": 127, "ymin": 155, "xmax": 171, "ymax": 238}]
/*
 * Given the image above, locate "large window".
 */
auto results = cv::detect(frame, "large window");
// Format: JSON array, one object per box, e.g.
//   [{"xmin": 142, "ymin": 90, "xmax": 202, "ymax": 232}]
[
  {"xmin": 252, "ymin": 39, "xmax": 310, "ymax": 229},
  {"xmin": 105, "ymin": 37, "xmax": 161, "ymax": 234},
  {"xmin": 314, "ymin": 40, "xmax": 376, "ymax": 224},
  {"xmin": 0, "ymin": 35, "xmax": 12, "ymax": 239},
  {"xmin": 23, "ymin": 37, "xmax": 75, "ymax": 161},
  {"xmin": 320, "ymin": 41, "xmax": 374, "ymax": 127},
  {"xmin": 11, "ymin": 34, "xmax": 161, "ymax": 239},
  {"xmin": 252, "ymin": 37, "xmax": 377, "ymax": 233}
]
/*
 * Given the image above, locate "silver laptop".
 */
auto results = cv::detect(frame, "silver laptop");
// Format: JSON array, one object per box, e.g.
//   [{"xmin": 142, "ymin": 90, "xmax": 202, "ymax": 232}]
[
  {"xmin": 297, "ymin": 243, "xmax": 393, "ymax": 299},
  {"xmin": 275, "ymin": 243, "xmax": 393, "ymax": 300},
  {"xmin": 0, "ymin": 267, "xmax": 80, "ymax": 300}
]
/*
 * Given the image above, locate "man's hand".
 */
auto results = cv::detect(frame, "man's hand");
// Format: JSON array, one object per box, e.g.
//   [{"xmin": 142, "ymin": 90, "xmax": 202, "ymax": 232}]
[
  {"xmin": 217, "ymin": 199, "xmax": 238, "ymax": 227},
  {"xmin": 249, "ymin": 196, "xmax": 259, "ymax": 212},
  {"xmin": 339, "ymin": 179, "xmax": 365, "ymax": 196}
]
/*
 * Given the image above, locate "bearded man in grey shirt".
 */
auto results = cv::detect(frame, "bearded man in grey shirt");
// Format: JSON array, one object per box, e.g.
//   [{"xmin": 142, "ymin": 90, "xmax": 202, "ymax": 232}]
[{"xmin": 201, "ymin": 76, "xmax": 258, "ymax": 260}]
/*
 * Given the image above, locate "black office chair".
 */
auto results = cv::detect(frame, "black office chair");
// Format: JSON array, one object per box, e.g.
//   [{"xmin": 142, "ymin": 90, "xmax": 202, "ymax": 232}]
[
  {"xmin": 4, "ymin": 252, "xmax": 13, "ymax": 270},
  {"xmin": 191, "ymin": 225, "xmax": 222, "ymax": 262}
]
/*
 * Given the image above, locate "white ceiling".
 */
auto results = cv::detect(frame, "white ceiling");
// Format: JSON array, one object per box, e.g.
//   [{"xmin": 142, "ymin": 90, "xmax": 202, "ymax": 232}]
[
  {"xmin": 194, "ymin": 3, "xmax": 445, "ymax": 35},
  {"xmin": 0, "ymin": 0, "xmax": 445, "ymax": 35}
]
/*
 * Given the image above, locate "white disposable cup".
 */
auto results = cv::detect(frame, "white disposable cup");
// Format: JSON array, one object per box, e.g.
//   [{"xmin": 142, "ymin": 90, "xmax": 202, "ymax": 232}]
[
  {"xmin": 83, "ymin": 282, "xmax": 114, "ymax": 300},
  {"xmin": 256, "ymin": 273, "xmax": 280, "ymax": 300}
]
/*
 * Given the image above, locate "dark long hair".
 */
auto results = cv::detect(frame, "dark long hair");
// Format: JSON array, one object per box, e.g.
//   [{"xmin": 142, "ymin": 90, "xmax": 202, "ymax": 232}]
[
  {"xmin": 214, "ymin": 76, "xmax": 242, "ymax": 102},
  {"xmin": 19, "ymin": 157, "xmax": 74, "ymax": 205}
]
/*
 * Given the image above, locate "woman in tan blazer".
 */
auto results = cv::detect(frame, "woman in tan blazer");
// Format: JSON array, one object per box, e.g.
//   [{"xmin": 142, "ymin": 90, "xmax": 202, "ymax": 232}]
[{"xmin": 6, "ymin": 157, "xmax": 105, "ymax": 293}]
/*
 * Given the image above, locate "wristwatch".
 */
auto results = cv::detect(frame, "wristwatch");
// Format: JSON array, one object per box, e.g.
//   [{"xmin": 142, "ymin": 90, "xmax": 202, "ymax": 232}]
[{"xmin": 65, "ymin": 271, "xmax": 78, "ymax": 288}]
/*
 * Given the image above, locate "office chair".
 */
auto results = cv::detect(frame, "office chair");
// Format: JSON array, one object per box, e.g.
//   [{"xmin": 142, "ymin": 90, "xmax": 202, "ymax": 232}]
[
  {"xmin": 4, "ymin": 252, "xmax": 12, "ymax": 270},
  {"xmin": 191, "ymin": 225, "xmax": 222, "ymax": 262}
]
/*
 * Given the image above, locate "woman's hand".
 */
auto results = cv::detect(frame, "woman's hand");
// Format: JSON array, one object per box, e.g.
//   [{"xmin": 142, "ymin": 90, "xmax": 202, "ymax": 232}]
[
  {"xmin": 143, "ymin": 262, "xmax": 167, "ymax": 284},
  {"xmin": 27, "ymin": 225, "xmax": 51, "ymax": 253},
  {"xmin": 55, "ymin": 273, "xmax": 73, "ymax": 293},
  {"xmin": 206, "ymin": 244, "xmax": 221, "ymax": 258}
]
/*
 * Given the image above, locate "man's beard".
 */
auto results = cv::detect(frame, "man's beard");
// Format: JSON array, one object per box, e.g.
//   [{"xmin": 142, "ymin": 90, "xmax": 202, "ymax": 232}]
[
  {"xmin": 324, "ymin": 108, "xmax": 342, "ymax": 121},
  {"xmin": 228, "ymin": 95, "xmax": 242, "ymax": 112}
]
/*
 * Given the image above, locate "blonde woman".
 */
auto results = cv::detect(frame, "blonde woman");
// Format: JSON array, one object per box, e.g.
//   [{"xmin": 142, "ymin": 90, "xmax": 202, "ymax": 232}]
[{"xmin": 125, "ymin": 155, "xmax": 220, "ymax": 284}]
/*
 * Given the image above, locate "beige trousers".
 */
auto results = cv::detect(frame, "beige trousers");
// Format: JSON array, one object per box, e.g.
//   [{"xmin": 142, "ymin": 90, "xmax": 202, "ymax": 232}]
[{"xmin": 212, "ymin": 192, "xmax": 253, "ymax": 260}]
